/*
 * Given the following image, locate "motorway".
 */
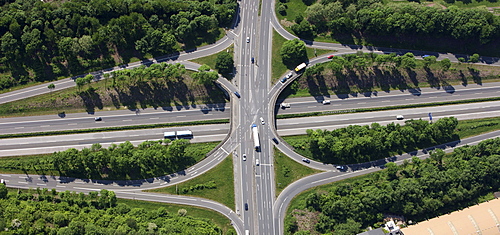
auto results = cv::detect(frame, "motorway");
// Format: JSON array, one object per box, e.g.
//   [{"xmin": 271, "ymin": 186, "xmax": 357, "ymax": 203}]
[
  {"xmin": 2, "ymin": 81, "xmax": 500, "ymax": 135},
  {"xmin": 1, "ymin": 0, "xmax": 500, "ymax": 234}
]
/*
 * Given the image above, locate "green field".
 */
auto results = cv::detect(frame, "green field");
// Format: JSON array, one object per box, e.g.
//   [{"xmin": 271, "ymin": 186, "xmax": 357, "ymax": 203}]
[
  {"xmin": 190, "ymin": 44, "xmax": 234, "ymax": 70},
  {"xmin": 274, "ymin": 148, "xmax": 322, "ymax": 195},
  {"xmin": 146, "ymin": 156, "xmax": 235, "ymax": 210}
]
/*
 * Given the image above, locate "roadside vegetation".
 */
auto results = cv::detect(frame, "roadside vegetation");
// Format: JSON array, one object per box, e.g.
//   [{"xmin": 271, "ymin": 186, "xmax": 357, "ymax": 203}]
[
  {"xmin": 276, "ymin": 0, "xmax": 500, "ymax": 56},
  {"xmin": 0, "ymin": 62, "xmax": 227, "ymax": 117},
  {"xmin": 0, "ymin": 0, "xmax": 236, "ymax": 93},
  {"xmin": 0, "ymin": 187, "xmax": 231, "ymax": 234},
  {"xmin": 272, "ymin": 30, "xmax": 334, "ymax": 82},
  {"xmin": 146, "ymin": 156, "xmax": 235, "ymax": 211},
  {"xmin": 274, "ymin": 148, "xmax": 321, "ymax": 195},
  {"xmin": 285, "ymin": 117, "xmax": 458, "ymax": 164},
  {"xmin": 280, "ymin": 52, "xmax": 500, "ymax": 100},
  {"xmin": 284, "ymin": 138, "xmax": 500, "ymax": 234},
  {"xmin": 191, "ymin": 45, "xmax": 235, "ymax": 79},
  {"xmin": 0, "ymin": 140, "xmax": 219, "ymax": 180}
]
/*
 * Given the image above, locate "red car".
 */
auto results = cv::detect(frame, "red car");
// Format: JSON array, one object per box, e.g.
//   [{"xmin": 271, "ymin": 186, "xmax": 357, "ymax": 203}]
[{"xmin": 328, "ymin": 55, "xmax": 335, "ymax": 59}]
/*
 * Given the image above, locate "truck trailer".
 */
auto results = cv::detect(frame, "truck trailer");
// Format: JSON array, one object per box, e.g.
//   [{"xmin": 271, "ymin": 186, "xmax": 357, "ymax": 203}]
[
  {"xmin": 294, "ymin": 62, "xmax": 307, "ymax": 72},
  {"xmin": 251, "ymin": 124, "xmax": 260, "ymax": 151}
]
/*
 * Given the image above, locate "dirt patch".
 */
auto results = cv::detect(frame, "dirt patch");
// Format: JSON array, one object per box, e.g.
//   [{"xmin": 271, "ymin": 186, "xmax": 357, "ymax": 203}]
[
  {"xmin": 425, "ymin": 2, "xmax": 447, "ymax": 9},
  {"xmin": 292, "ymin": 209, "xmax": 321, "ymax": 234},
  {"xmin": 281, "ymin": 19, "xmax": 295, "ymax": 28}
]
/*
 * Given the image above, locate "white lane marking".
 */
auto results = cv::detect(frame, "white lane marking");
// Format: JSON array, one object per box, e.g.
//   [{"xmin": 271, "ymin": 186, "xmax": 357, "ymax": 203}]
[
  {"xmin": 14, "ymin": 127, "xmax": 24, "ymax": 129},
  {"xmin": 37, "ymin": 183, "xmax": 47, "ymax": 186},
  {"xmin": 122, "ymin": 119, "xmax": 132, "ymax": 122},
  {"xmin": 73, "ymin": 187, "xmax": 101, "ymax": 191},
  {"xmin": 405, "ymin": 98, "xmax": 414, "ymax": 100},
  {"xmin": 177, "ymin": 115, "xmax": 186, "ymax": 118},
  {"xmin": 357, "ymin": 102, "xmax": 366, "ymax": 104},
  {"xmin": 74, "ymin": 181, "xmax": 84, "ymax": 184},
  {"xmin": 307, "ymin": 106, "xmax": 316, "ymax": 108},
  {"xmin": 18, "ymin": 176, "xmax": 26, "ymax": 178},
  {"xmin": 40, "ymin": 125, "xmax": 50, "ymax": 127},
  {"xmin": 68, "ymin": 123, "xmax": 78, "ymax": 125},
  {"xmin": 0, "ymin": 174, "xmax": 11, "ymax": 177},
  {"xmin": 56, "ymin": 185, "xmax": 66, "ymax": 188},
  {"xmin": 149, "ymin": 117, "xmax": 159, "ymax": 119},
  {"xmin": 18, "ymin": 182, "xmax": 28, "ymax": 184}
]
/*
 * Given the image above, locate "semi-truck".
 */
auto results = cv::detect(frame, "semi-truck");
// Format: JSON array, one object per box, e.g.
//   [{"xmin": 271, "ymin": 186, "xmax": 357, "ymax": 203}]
[
  {"xmin": 294, "ymin": 62, "xmax": 307, "ymax": 72},
  {"xmin": 251, "ymin": 124, "xmax": 260, "ymax": 151}
]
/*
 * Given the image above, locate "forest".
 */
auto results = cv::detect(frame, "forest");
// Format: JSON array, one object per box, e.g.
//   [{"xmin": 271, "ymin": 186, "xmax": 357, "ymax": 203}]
[
  {"xmin": 0, "ymin": 0, "xmax": 237, "ymax": 90},
  {"xmin": 0, "ymin": 186, "xmax": 224, "ymax": 234},
  {"xmin": 0, "ymin": 139, "xmax": 206, "ymax": 180},
  {"xmin": 298, "ymin": 117, "xmax": 458, "ymax": 164},
  {"xmin": 286, "ymin": 137, "xmax": 500, "ymax": 234},
  {"xmin": 285, "ymin": 0, "xmax": 500, "ymax": 53}
]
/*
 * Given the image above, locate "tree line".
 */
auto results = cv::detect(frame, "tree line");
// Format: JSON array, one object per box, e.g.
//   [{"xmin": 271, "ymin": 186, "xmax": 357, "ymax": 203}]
[
  {"xmin": 0, "ymin": 139, "xmax": 199, "ymax": 180},
  {"xmin": 0, "ymin": 186, "xmax": 223, "ymax": 234},
  {"xmin": 0, "ymin": 0, "xmax": 236, "ymax": 90},
  {"xmin": 286, "ymin": 0, "xmax": 499, "ymax": 49},
  {"xmin": 286, "ymin": 137, "xmax": 500, "ymax": 234},
  {"xmin": 303, "ymin": 117, "xmax": 458, "ymax": 164}
]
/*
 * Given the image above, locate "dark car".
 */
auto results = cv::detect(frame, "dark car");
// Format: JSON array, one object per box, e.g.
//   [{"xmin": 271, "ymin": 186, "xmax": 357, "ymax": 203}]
[
  {"xmin": 233, "ymin": 91, "xmax": 241, "ymax": 98},
  {"xmin": 272, "ymin": 138, "xmax": 279, "ymax": 144},
  {"xmin": 94, "ymin": 117, "xmax": 102, "ymax": 121},
  {"xmin": 302, "ymin": 158, "xmax": 310, "ymax": 163},
  {"xmin": 245, "ymin": 203, "xmax": 249, "ymax": 211},
  {"xmin": 251, "ymin": 57, "xmax": 254, "ymax": 63},
  {"xmin": 280, "ymin": 77, "xmax": 287, "ymax": 83}
]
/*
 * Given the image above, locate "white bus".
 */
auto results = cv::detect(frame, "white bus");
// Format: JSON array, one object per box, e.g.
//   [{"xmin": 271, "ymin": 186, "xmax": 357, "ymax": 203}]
[
  {"xmin": 176, "ymin": 130, "xmax": 193, "ymax": 139},
  {"xmin": 163, "ymin": 131, "xmax": 176, "ymax": 140}
]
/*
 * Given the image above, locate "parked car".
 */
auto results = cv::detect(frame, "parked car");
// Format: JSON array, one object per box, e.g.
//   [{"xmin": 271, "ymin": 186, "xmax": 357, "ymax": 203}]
[
  {"xmin": 234, "ymin": 91, "xmax": 241, "ymax": 98},
  {"xmin": 94, "ymin": 117, "xmax": 102, "ymax": 121},
  {"xmin": 260, "ymin": 117, "xmax": 265, "ymax": 125},
  {"xmin": 272, "ymin": 137, "xmax": 279, "ymax": 144},
  {"xmin": 336, "ymin": 165, "xmax": 347, "ymax": 171},
  {"xmin": 302, "ymin": 158, "xmax": 310, "ymax": 163},
  {"xmin": 328, "ymin": 55, "xmax": 335, "ymax": 59},
  {"xmin": 396, "ymin": 115, "xmax": 404, "ymax": 120},
  {"xmin": 322, "ymin": 100, "xmax": 331, "ymax": 105},
  {"xmin": 242, "ymin": 154, "xmax": 246, "ymax": 161}
]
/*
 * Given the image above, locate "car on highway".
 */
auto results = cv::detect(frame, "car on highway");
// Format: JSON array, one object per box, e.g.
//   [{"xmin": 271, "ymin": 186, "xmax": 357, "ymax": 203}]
[
  {"xmin": 281, "ymin": 103, "xmax": 290, "ymax": 108},
  {"xmin": 0, "ymin": 179, "xmax": 4, "ymax": 185},
  {"xmin": 328, "ymin": 55, "xmax": 335, "ymax": 59},
  {"xmin": 242, "ymin": 154, "xmax": 246, "ymax": 161},
  {"xmin": 94, "ymin": 117, "xmax": 102, "ymax": 121},
  {"xmin": 246, "ymin": 37, "xmax": 250, "ymax": 43},
  {"xmin": 260, "ymin": 117, "xmax": 265, "ymax": 125},
  {"xmin": 256, "ymin": 159, "xmax": 260, "ymax": 166},
  {"xmin": 336, "ymin": 165, "xmax": 347, "ymax": 171},
  {"xmin": 251, "ymin": 57, "xmax": 254, "ymax": 63},
  {"xmin": 396, "ymin": 115, "xmax": 404, "ymax": 120},
  {"xmin": 272, "ymin": 137, "xmax": 279, "ymax": 144},
  {"xmin": 280, "ymin": 72, "xmax": 293, "ymax": 83},
  {"xmin": 245, "ymin": 203, "xmax": 248, "ymax": 210},
  {"xmin": 322, "ymin": 100, "xmax": 331, "ymax": 105},
  {"xmin": 302, "ymin": 158, "xmax": 310, "ymax": 163},
  {"xmin": 234, "ymin": 91, "xmax": 241, "ymax": 98}
]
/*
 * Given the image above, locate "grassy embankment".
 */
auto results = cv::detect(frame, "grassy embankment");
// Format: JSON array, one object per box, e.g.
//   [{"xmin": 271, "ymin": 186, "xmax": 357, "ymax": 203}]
[
  {"xmin": 274, "ymin": 148, "xmax": 321, "ymax": 195},
  {"xmin": 146, "ymin": 156, "xmax": 235, "ymax": 211}
]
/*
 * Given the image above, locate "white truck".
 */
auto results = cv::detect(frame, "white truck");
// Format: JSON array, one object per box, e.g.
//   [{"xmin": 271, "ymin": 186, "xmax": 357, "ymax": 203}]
[
  {"xmin": 251, "ymin": 124, "xmax": 260, "ymax": 151},
  {"xmin": 295, "ymin": 62, "xmax": 307, "ymax": 72}
]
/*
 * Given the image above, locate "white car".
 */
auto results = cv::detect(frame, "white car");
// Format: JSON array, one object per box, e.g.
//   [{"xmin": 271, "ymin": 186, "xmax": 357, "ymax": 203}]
[
  {"xmin": 281, "ymin": 103, "xmax": 290, "ymax": 108},
  {"xmin": 322, "ymin": 100, "xmax": 331, "ymax": 105},
  {"xmin": 396, "ymin": 115, "xmax": 404, "ymax": 120},
  {"xmin": 260, "ymin": 117, "xmax": 265, "ymax": 125},
  {"xmin": 246, "ymin": 37, "xmax": 250, "ymax": 43},
  {"xmin": 242, "ymin": 154, "xmax": 246, "ymax": 161},
  {"xmin": 255, "ymin": 159, "xmax": 260, "ymax": 166}
]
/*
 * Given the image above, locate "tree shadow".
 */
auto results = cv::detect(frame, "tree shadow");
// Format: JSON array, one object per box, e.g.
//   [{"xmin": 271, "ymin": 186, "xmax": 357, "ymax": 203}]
[
  {"xmin": 424, "ymin": 68, "xmax": 440, "ymax": 89},
  {"xmin": 78, "ymin": 87, "xmax": 103, "ymax": 114},
  {"xmin": 468, "ymin": 67, "xmax": 482, "ymax": 85}
]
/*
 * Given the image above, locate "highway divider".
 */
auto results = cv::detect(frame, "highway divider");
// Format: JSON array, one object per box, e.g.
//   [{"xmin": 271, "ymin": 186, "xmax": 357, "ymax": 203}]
[{"xmin": 3, "ymin": 96, "xmax": 500, "ymax": 139}]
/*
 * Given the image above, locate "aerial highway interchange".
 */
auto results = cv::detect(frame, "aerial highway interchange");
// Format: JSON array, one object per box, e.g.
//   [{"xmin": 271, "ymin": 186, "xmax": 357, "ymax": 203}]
[{"xmin": 1, "ymin": 0, "xmax": 500, "ymax": 234}]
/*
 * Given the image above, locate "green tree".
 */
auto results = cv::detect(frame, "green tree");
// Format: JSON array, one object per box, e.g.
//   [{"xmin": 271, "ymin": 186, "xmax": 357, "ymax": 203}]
[
  {"xmin": 214, "ymin": 51, "xmax": 234, "ymax": 78},
  {"xmin": 0, "ymin": 183, "xmax": 7, "ymax": 199},
  {"xmin": 192, "ymin": 65, "xmax": 218, "ymax": 85},
  {"xmin": 440, "ymin": 58, "xmax": 451, "ymax": 71},
  {"xmin": 469, "ymin": 53, "xmax": 480, "ymax": 63},
  {"xmin": 280, "ymin": 38, "xmax": 307, "ymax": 67},
  {"xmin": 48, "ymin": 83, "xmax": 55, "ymax": 90}
]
